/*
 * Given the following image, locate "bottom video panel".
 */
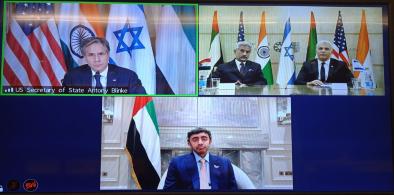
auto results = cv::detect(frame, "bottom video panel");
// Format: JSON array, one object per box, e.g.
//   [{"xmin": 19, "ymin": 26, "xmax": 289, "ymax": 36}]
[{"xmin": 100, "ymin": 97, "xmax": 292, "ymax": 190}]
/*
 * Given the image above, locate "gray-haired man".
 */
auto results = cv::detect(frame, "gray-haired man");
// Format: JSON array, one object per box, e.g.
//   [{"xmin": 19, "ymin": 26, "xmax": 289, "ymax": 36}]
[{"xmin": 211, "ymin": 41, "xmax": 267, "ymax": 85}]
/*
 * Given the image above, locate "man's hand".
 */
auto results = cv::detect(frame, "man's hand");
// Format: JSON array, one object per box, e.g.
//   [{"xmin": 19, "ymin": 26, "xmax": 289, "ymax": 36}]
[
  {"xmin": 307, "ymin": 80, "xmax": 324, "ymax": 86},
  {"xmin": 235, "ymin": 80, "xmax": 243, "ymax": 85}
]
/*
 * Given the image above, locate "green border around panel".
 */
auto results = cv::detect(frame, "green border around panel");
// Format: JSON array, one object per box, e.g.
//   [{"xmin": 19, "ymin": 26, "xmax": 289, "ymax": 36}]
[{"xmin": 0, "ymin": 0, "xmax": 199, "ymax": 97}]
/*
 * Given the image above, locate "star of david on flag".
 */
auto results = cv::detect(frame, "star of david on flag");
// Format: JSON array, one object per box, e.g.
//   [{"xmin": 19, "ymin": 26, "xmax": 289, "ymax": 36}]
[
  {"xmin": 113, "ymin": 22, "xmax": 145, "ymax": 56},
  {"xmin": 284, "ymin": 43, "xmax": 294, "ymax": 61},
  {"xmin": 276, "ymin": 17, "xmax": 295, "ymax": 86},
  {"xmin": 105, "ymin": 4, "xmax": 156, "ymax": 94}
]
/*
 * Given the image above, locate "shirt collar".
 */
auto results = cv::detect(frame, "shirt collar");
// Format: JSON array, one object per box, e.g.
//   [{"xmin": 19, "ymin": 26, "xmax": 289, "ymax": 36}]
[
  {"xmin": 235, "ymin": 59, "xmax": 245, "ymax": 66},
  {"xmin": 318, "ymin": 59, "xmax": 330, "ymax": 66},
  {"xmin": 235, "ymin": 59, "xmax": 246, "ymax": 71},
  {"xmin": 91, "ymin": 65, "xmax": 109, "ymax": 78},
  {"xmin": 193, "ymin": 151, "xmax": 210, "ymax": 163}
]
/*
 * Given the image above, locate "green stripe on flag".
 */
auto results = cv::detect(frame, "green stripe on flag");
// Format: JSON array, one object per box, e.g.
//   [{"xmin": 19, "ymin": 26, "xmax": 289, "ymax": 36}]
[
  {"xmin": 306, "ymin": 12, "xmax": 317, "ymax": 62},
  {"xmin": 262, "ymin": 60, "xmax": 274, "ymax": 85},
  {"xmin": 145, "ymin": 101, "xmax": 159, "ymax": 135}
]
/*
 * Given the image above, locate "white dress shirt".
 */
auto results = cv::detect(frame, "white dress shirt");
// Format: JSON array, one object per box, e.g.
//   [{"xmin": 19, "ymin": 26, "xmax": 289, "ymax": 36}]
[
  {"xmin": 318, "ymin": 59, "xmax": 330, "ymax": 81},
  {"xmin": 91, "ymin": 66, "xmax": 108, "ymax": 88}
]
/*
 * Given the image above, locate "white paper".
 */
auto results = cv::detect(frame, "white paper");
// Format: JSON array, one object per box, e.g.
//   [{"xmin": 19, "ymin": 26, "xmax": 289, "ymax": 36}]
[
  {"xmin": 219, "ymin": 83, "xmax": 236, "ymax": 90},
  {"xmin": 327, "ymin": 83, "xmax": 348, "ymax": 90}
]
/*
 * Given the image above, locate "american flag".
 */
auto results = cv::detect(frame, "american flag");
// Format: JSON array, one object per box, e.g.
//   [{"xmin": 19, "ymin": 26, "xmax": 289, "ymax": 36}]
[
  {"xmin": 3, "ymin": 3, "xmax": 66, "ymax": 88},
  {"xmin": 331, "ymin": 11, "xmax": 350, "ymax": 68},
  {"xmin": 237, "ymin": 11, "xmax": 245, "ymax": 42}
]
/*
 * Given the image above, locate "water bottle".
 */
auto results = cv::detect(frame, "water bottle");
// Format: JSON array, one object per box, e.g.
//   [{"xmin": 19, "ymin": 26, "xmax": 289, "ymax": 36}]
[{"xmin": 364, "ymin": 71, "xmax": 373, "ymax": 89}]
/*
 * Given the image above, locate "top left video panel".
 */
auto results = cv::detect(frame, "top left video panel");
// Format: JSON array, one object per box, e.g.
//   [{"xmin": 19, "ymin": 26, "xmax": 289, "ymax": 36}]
[{"xmin": 1, "ymin": 2, "xmax": 197, "ymax": 96}]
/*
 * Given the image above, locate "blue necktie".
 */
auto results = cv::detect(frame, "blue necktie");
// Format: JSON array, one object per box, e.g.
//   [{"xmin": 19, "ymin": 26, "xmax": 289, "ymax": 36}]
[
  {"xmin": 240, "ymin": 62, "xmax": 247, "ymax": 76},
  {"xmin": 320, "ymin": 62, "xmax": 326, "ymax": 82},
  {"xmin": 94, "ymin": 71, "xmax": 103, "ymax": 89}
]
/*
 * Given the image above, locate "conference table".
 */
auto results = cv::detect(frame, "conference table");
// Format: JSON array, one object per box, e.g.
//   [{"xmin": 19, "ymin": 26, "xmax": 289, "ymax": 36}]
[{"xmin": 199, "ymin": 84, "xmax": 385, "ymax": 96}]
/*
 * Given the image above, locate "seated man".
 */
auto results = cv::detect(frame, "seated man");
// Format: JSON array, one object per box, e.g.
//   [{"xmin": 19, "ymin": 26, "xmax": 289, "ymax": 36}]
[
  {"xmin": 164, "ymin": 127, "xmax": 237, "ymax": 190},
  {"xmin": 295, "ymin": 40, "xmax": 353, "ymax": 86},
  {"xmin": 211, "ymin": 41, "xmax": 267, "ymax": 86},
  {"xmin": 62, "ymin": 37, "xmax": 146, "ymax": 94}
]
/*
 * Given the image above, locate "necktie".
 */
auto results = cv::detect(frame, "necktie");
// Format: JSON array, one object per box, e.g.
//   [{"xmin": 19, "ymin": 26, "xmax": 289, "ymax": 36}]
[
  {"xmin": 320, "ymin": 62, "xmax": 326, "ymax": 82},
  {"xmin": 240, "ymin": 62, "xmax": 247, "ymax": 76},
  {"xmin": 94, "ymin": 71, "xmax": 103, "ymax": 89},
  {"xmin": 199, "ymin": 159, "xmax": 209, "ymax": 189}
]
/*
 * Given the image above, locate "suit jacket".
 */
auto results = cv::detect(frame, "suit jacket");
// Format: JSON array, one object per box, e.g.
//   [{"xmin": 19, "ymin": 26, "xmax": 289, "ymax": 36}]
[
  {"xmin": 211, "ymin": 59, "xmax": 267, "ymax": 85},
  {"xmin": 295, "ymin": 58, "xmax": 353, "ymax": 85},
  {"xmin": 62, "ymin": 64, "xmax": 146, "ymax": 94},
  {"xmin": 163, "ymin": 153, "xmax": 237, "ymax": 190}
]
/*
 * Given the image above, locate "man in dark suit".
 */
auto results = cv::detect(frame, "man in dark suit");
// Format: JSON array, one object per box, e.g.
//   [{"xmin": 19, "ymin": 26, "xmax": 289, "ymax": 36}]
[
  {"xmin": 62, "ymin": 37, "xmax": 146, "ymax": 94},
  {"xmin": 211, "ymin": 41, "xmax": 266, "ymax": 85},
  {"xmin": 164, "ymin": 127, "xmax": 237, "ymax": 190},
  {"xmin": 295, "ymin": 40, "xmax": 353, "ymax": 86}
]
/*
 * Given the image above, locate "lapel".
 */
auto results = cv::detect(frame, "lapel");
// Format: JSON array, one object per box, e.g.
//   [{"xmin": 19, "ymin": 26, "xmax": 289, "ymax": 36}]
[
  {"xmin": 243, "ymin": 60, "xmax": 254, "ymax": 76},
  {"xmin": 209, "ymin": 154, "xmax": 219, "ymax": 190},
  {"xmin": 106, "ymin": 65, "xmax": 117, "ymax": 87},
  {"xmin": 327, "ymin": 59, "xmax": 336, "ymax": 80},
  {"xmin": 188, "ymin": 153, "xmax": 200, "ymax": 190},
  {"xmin": 311, "ymin": 60, "xmax": 319, "ymax": 80},
  {"xmin": 230, "ymin": 59, "xmax": 243, "ymax": 78},
  {"xmin": 81, "ymin": 66, "xmax": 93, "ymax": 86}
]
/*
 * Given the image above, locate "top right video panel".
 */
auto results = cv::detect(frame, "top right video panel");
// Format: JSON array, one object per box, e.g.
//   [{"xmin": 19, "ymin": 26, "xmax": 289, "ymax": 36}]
[{"xmin": 198, "ymin": 5, "xmax": 387, "ymax": 96}]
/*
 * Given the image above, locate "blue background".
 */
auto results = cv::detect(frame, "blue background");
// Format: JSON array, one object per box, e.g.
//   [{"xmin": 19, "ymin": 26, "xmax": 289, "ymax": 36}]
[
  {"xmin": 0, "ymin": 97, "xmax": 102, "ymax": 192},
  {"xmin": 0, "ymin": 95, "xmax": 392, "ymax": 192}
]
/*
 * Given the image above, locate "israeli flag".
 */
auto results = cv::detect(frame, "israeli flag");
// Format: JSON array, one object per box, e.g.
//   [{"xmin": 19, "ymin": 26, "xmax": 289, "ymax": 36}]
[
  {"xmin": 105, "ymin": 5, "xmax": 156, "ymax": 94},
  {"xmin": 276, "ymin": 17, "xmax": 296, "ymax": 86}
]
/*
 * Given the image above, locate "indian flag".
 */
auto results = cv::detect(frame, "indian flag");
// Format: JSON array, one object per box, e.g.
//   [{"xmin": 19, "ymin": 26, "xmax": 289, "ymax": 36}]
[
  {"xmin": 355, "ymin": 9, "xmax": 376, "ymax": 88},
  {"xmin": 126, "ymin": 97, "xmax": 161, "ymax": 189},
  {"xmin": 56, "ymin": 3, "xmax": 105, "ymax": 69},
  {"xmin": 255, "ymin": 11, "xmax": 273, "ymax": 85}
]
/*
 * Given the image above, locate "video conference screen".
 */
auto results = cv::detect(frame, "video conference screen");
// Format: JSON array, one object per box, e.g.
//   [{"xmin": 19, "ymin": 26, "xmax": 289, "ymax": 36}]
[
  {"xmin": 1, "ymin": 2, "xmax": 197, "ymax": 95},
  {"xmin": 0, "ymin": 0, "xmax": 393, "ymax": 194}
]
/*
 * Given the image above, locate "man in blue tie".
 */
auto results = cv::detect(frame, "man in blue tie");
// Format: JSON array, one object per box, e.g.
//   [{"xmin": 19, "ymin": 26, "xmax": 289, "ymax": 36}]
[
  {"xmin": 164, "ymin": 127, "xmax": 237, "ymax": 190},
  {"xmin": 62, "ymin": 37, "xmax": 146, "ymax": 94},
  {"xmin": 295, "ymin": 40, "xmax": 353, "ymax": 86}
]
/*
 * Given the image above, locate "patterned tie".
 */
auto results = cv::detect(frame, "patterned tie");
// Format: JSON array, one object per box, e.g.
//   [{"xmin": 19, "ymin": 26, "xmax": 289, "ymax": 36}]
[
  {"xmin": 94, "ymin": 71, "xmax": 103, "ymax": 89},
  {"xmin": 320, "ymin": 62, "xmax": 326, "ymax": 82},
  {"xmin": 199, "ymin": 159, "xmax": 209, "ymax": 189},
  {"xmin": 240, "ymin": 62, "xmax": 247, "ymax": 76}
]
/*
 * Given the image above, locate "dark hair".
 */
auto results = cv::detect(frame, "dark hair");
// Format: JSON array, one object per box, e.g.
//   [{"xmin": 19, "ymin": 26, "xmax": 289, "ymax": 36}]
[
  {"xmin": 81, "ymin": 37, "xmax": 110, "ymax": 56},
  {"xmin": 187, "ymin": 127, "xmax": 212, "ymax": 141}
]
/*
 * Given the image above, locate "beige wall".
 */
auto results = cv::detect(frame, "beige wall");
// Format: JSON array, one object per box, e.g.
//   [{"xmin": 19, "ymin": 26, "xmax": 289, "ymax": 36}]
[{"xmin": 199, "ymin": 5, "xmax": 385, "ymax": 87}]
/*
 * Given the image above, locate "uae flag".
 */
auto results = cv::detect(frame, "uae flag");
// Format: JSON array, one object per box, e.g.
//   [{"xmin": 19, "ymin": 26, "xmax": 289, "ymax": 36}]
[
  {"xmin": 126, "ymin": 97, "xmax": 161, "ymax": 189},
  {"xmin": 306, "ymin": 11, "xmax": 317, "ymax": 62},
  {"xmin": 255, "ymin": 11, "xmax": 273, "ymax": 85},
  {"xmin": 208, "ymin": 10, "xmax": 224, "ymax": 74}
]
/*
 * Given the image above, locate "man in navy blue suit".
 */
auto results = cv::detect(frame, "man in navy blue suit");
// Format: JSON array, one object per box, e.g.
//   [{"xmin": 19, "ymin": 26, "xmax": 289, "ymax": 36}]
[
  {"xmin": 295, "ymin": 40, "xmax": 353, "ymax": 86},
  {"xmin": 211, "ymin": 41, "xmax": 266, "ymax": 86},
  {"xmin": 62, "ymin": 37, "xmax": 146, "ymax": 94},
  {"xmin": 164, "ymin": 127, "xmax": 237, "ymax": 190}
]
